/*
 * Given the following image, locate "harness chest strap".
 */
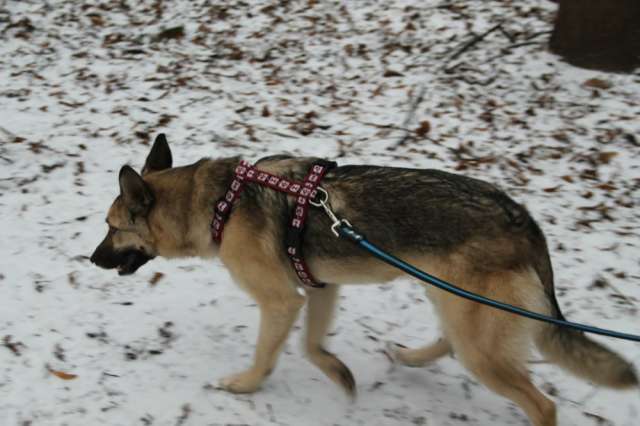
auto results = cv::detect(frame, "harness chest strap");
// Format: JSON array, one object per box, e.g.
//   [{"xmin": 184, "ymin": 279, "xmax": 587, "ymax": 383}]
[{"xmin": 212, "ymin": 160, "xmax": 335, "ymax": 288}]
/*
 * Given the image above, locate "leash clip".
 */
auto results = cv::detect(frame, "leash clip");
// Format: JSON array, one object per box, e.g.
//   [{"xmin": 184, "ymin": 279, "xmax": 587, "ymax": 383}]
[{"xmin": 310, "ymin": 187, "xmax": 352, "ymax": 237}]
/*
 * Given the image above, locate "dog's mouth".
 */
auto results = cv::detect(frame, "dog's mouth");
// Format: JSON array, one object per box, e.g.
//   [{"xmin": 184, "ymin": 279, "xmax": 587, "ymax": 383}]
[
  {"xmin": 116, "ymin": 250, "xmax": 153, "ymax": 275},
  {"xmin": 91, "ymin": 247, "xmax": 154, "ymax": 276}
]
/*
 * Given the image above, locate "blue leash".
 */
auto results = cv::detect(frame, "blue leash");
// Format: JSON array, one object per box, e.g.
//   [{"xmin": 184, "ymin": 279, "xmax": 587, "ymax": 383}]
[{"xmin": 335, "ymin": 222, "xmax": 640, "ymax": 343}]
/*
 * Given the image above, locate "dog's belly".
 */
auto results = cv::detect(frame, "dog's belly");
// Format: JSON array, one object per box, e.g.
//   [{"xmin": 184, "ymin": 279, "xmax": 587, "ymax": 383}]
[{"xmin": 310, "ymin": 252, "xmax": 444, "ymax": 286}]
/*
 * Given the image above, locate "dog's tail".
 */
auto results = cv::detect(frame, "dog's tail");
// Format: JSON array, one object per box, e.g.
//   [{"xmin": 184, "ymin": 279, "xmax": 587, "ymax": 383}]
[
  {"xmin": 530, "ymin": 223, "xmax": 638, "ymax": 389},
  {"xmin": 537, "ymin": 325, "xmax": 638, "ymax": 388}
]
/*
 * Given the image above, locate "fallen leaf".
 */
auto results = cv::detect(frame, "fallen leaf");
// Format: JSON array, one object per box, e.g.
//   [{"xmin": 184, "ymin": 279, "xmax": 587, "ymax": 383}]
[
  {"xmin": 3, "ymin": 335, "xmax": 24, "ymax": 356},
  {"xmin": 149, "ymin": 272, "xmax": 165, "ymax": 286},
  {"xmin": 590, "ymin": 277, "xmax": 608, "ymax": 289},
  {"xmin": 552, "ymin": 132, "xmax": 569, "ymax": 143},
  {"xmin": 155, "ymin": 26, "xmax": 185, "ymax": 42},
  {"xmin": 583, "ymin": 78, "xmax": 611, "ymax": 90},
  {"xmin": 415, "ymin": 120, "xmax": 431, "ymax": 138},
  {"xmin": 383, "ymin": 69, "xmax": 404, "ymax": 78},
  {"xmin": 597, "ymin": 151, "xmax": 617, "ymax": 164},
  {"xmin": 48, "ymin": 366, "xmax": 78, "ymax": 380},
  {"xmin": 87, "ymin": 13, "xmax": 104, "ymax": 27},
  {"xmin": 596, "ymin": 183, "xmax": 617, "ymax": 191}
]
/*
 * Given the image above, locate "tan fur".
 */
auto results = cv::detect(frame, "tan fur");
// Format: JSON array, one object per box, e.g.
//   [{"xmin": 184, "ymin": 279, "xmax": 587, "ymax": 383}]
[
  {"xmin": 415, "ymin": 258, "xmax": 557, "ymax": 426},
  {"xmin": 218, "ymin": 210, "xmax": 306, "ymax": 392},
  {"xmin": 537, "ymin": 327, "xmax": 639, "ymax": 390},
  {"xmin": 91, "ymin": 139, "xmax": 638, "ymax": 426},
  {"xmin": 316, "ymin": 249, "xmax": 559, "ymax": 426},
  {"xmin": 305, "ymin": 285, "xmax": 356, "ymax": 395},
  {"xmin": 393, "ymin": 339, "xmax": 451, "ymax": 367}
]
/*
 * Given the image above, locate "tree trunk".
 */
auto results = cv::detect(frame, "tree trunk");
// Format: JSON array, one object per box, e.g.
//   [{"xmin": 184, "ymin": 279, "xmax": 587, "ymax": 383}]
[{"xmin": 550, "ymin": 0, "xmax": 640, "ymax": 72}]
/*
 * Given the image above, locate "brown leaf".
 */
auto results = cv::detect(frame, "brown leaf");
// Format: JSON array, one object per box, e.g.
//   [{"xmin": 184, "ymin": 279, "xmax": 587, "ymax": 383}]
[
  {"xmin": 543, "ymin": 185, "xmax": 561, "ymax": 193},
  {"xmin": 590, "ymin": 277, "xmax": 608, "ymax": 289},
  {"xmin": 103, "ymin": 33, "xmax": 125, "ymax": 46},
  {"xmin": 597, "ymin": 183, "xmax": 617, "ymax": 191},
  {"xmin": 135, "ymin": 131, "xmax": 150, "ymax": 143},
  {"xmin": 157, "ymin": 114, "xmax": 173, "ymax": 127},
  {"xmin": 344, "ymin": 44, "xmax": 354, "ymax": 56},
  {"xmin": 149, "ymin": 272, "xmax": 165, "ymax": 286},
  {"xmin": 597, "ymin": 151, "xmax": 618, "ymax": 164},
  {"xmin": 383, "ymin": 69, "xmax": 404, "ymax": 78},
  {"xmin": 552, "ymin": 132, "xmax": 569, "ymax": 143},
  {"xmin": 48, "ymin": 366, "xmax": 78, "ymax": 380},
  {"xmin": 583, "ymin": 78, "xmax": 611, "ymax": 90},
  {"xmin": 415, "ymin": 120, "xmax": 431, "ymax": 138},
  {"xmin": 155, "ymin": 26, "xmax": 185, "ymax": 42},
  {"xmin": 371, "ymin": 84, "xmax": 384, "ymax": 97},
  {"xmin": 3, "ymin": 335, "xmax": 24, "ymax": 356},
  {"xmin": 87, "ymin": 13, "xmax": 104, "ymax": 27}
]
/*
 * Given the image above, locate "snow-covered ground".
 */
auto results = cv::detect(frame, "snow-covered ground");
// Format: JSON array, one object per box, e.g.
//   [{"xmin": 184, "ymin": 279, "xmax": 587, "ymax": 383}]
[{"xmin": 1, "ymin": 1, "xmax": 639, "ymax": 425}]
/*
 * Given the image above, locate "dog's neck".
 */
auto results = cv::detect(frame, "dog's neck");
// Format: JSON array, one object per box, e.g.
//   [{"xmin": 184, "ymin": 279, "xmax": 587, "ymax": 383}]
[{"xmin": 143, "ymin": 157, "xmax": 240, "ymax": 259}]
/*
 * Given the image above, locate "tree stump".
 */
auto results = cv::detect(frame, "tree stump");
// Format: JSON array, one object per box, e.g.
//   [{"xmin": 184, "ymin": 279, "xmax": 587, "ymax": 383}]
[{"xmin": 550, "ymin": 0, "xmax": 640, "ymax": 72}]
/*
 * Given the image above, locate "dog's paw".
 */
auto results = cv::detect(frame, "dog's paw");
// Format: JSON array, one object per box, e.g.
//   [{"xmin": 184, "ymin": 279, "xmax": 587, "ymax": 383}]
[
  {"xmin": 385, "ymin": 341, "xmax": 424, "ymax": 367},
  {"xmin": 384, "ymin": 341, "xmax": 402, "ymax": 362},
  {"xmin": 218, "ymin": 370, "xmax": 263, "ymax": 394},
  {"xmin": 386, "ymin": 340, "xmax": 451, "ymax": 367}
]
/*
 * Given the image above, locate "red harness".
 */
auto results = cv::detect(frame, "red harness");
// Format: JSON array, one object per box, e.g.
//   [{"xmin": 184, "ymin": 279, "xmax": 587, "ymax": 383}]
[{"xmin": 212, "ymin": 160, "xmax": 335, "ymax": 288}]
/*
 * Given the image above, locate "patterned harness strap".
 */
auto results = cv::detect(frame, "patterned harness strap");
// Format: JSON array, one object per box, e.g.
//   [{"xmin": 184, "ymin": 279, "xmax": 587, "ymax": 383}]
[{"xmin": 212, "ymin": 160, "xmax": 335, "ymax": 288}]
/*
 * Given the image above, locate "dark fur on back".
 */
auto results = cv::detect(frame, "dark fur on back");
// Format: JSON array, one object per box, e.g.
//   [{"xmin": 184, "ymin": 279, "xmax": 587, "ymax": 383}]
[
  {"xmin": 240, "ymin": 157, "xmax": 539, "ymax": 262},
  {"xmin": 311, "ymin": 165, "xmax": 531, "ymax": 255}
]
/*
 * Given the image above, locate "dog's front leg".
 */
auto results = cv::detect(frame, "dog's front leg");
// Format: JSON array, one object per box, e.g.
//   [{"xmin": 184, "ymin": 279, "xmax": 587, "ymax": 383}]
[
  {"xmin": 218, "ymin": 215, "xmax": 306, "ymax": 393},
  {"xmin": 220, "ymin": 293, "xmax": 305, "ymax": 393}
]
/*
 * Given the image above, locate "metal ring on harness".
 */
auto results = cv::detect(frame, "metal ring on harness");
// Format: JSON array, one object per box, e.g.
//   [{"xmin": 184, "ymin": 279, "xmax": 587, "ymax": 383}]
[
  {"xmin": 309, "ymin": 187, "xmax": 328, "ymax": 207},
  {"xmin": 307, "ymin": 187, "xmax": 351, "ymax": 237}
]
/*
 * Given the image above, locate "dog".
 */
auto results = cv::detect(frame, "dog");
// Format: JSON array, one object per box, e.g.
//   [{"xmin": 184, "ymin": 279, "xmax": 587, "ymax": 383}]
[{"xmin": 90, "ymin": 134, "xmax": 637, "ymax": 426}]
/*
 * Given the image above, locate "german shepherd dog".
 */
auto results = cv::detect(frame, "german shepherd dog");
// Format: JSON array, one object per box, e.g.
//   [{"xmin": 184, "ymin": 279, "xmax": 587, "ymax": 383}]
[{"xmin": 91, "ymin": 135, "xmax": 637, "ymax": 426}]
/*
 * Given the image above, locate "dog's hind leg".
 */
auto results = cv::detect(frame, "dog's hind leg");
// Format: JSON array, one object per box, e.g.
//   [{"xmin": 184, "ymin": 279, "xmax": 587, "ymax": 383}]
[
  {"xmin": 304, "ymin": 284, "xmax": 356, "ymax": 396},
  {"xmin": 457, "ymin": 349, "xmax": 556, "ymax": 426},
  {"xmin": 436, "ymin": 268, "xmax": 556, "ymax": 426},
  {"xmin": 391, "ymin": 338, "xmax": 451, "ymax": 367}
]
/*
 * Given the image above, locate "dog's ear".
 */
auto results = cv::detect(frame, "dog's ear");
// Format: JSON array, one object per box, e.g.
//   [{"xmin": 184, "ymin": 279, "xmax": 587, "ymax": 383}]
[
  {"xmin": 119, "ymin": 165, "xmax": 154, "ymax": 218},
  {"xmin": 142, "ymin": 133, "xmax": 172, "ymax": 175}
]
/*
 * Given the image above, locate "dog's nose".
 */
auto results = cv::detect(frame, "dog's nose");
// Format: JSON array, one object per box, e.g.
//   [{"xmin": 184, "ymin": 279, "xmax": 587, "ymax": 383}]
[{"xmin": 89, "ymin": 251, "xmax": 97, "ymax": 264}]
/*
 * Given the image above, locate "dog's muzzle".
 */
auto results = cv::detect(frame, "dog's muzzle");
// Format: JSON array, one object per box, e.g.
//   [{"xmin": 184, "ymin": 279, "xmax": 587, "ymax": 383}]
[{"xmin": 90, "ymin": 247, "xmax": 153, "ymax": 275}]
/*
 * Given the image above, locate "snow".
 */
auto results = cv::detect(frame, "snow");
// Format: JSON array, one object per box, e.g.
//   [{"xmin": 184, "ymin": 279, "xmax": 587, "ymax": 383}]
[{"xmin": 1, "ymin": 1, "xmax": 639, "ymax": 425}]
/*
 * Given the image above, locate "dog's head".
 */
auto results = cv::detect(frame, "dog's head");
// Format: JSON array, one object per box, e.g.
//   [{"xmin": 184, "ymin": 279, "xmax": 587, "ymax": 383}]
[{"xmin": 90, "ymin": 134, "xmax": 173, "ymax": 275}]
